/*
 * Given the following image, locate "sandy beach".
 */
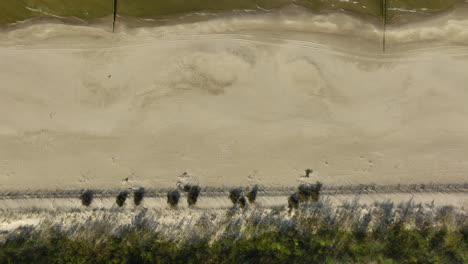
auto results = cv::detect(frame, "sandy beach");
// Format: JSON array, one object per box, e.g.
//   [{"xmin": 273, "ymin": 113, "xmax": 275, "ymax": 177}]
[
  {"xmin": 2, "ymin": 3, "xmax": 468, "ymax": 263},
  {"xmin": 1, "ymin": 7, "xmax": 468, "ymax": 191}
]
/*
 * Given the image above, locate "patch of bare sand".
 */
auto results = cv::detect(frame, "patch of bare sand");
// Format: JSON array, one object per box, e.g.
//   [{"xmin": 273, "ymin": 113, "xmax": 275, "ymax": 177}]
[{"xmin": 0, "ymin": 9, "xmax": 468, "ymax": 190}]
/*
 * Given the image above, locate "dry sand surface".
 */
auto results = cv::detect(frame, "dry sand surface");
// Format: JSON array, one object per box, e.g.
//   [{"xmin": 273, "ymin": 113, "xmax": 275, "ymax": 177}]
[{"xmin": 1, "ymin": 9, "xmax": 468, "ymax": 190}]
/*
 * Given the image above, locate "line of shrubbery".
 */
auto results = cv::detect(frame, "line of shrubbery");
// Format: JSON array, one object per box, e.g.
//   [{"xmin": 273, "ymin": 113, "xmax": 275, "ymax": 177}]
[
  {"xmin": 80, "ymin": 184, "xmax": 203, "ymax": 208},
  {"xmin": 80, "ymin": 169, "xmax": 319, "ymax": 208},
  {"xmin": 81, "ymin": 182, "xmax": 322, "ymax": 209}
]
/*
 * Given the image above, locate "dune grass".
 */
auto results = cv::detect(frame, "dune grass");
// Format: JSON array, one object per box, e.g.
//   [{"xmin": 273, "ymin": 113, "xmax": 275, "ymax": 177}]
[{"xmin": 0, "ymin": 203, "xmax": 466, "ymax": 264}]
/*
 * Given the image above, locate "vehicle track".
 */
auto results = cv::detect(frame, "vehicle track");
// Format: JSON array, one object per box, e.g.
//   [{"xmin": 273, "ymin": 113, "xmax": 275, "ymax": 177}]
[{"xmin": 0, "ymin": 183, "xmax": 466, "ymax": 200}]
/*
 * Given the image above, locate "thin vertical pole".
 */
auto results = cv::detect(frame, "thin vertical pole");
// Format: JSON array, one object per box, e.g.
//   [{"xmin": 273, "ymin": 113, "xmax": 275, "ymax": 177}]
[
  {"xmin": 112, "ymin": 0, "xmax": 117, "ymax": 32},
  {"xmin": 382, "ymin": 0, "xmax": 387, "ymax": 52}
]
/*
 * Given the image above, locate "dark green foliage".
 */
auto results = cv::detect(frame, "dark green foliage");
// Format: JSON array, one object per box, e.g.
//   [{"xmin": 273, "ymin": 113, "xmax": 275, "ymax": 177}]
[
  {"xmin": 238, "ymin": 196, "xmax": 247, "ymax": 208},
  {"xmin": 246, "ymin": 185, "xmax": 259, "ymax": 204},
  {"xmin": 461, "ymin": 224, "xmax": 468, "ymax": 244},
  {"xmin": 133, "ymin": 187, "xmax": 145, "ymax": 206},
  {"xmin": 1, "ymin": 218, "xmax": 466, "ymax": 264},
  {"xmin": 229, "ymin": 188, "xmax": 243, "ymax": 205},
  {"xmin": 80, "ymin": 190, "xmax": 93, "ymax": 207},
  {"xmin": 228, "ymin": 188, "xmax": 248, "ymax": 208},
  {"xmin": 315, "ymin": 181, "xmax": 323, "ymax": 192},
  {"xmin": 115, "ymin": 191, "xmax": 129, "ymax": 207},
  {"xmin": 305, "ymin": 168, "xmax": 313, "ymax": 177},
  {"xmin": 312, "ymin": 181, "xmax": 322, "ymax": 201},
  {"xmin": 179, "ymin": 184, "xmax": 201, "ymax": 206},
  {"xmin": 187, "ymin": 185, "xmax": 201, "ymax": 206},
  {"xmin": 288, "ymin": 193, "xmax": 299, "ymax": 211},
  {"xmin": 298, "ymin": 184, "xmax": 313, "ymax": 202},
  {"xmin": 298, "ymin": 181, "xmax": 322, "ymax": 202},
  {"xmin": 167, "ymin": 189, "xmax": 181, "ymax": 208}
]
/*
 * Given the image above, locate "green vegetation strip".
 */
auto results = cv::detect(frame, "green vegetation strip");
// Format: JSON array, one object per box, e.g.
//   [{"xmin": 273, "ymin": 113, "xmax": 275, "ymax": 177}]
[{"xmin": 1, "ymin": 206, "xmax": 466, "ymax": 263}]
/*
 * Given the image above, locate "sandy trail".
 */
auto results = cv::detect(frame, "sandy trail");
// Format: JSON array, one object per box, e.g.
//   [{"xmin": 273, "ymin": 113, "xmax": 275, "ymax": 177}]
[
  {"xmin": 0, "ymin": 193, "xmax": 466, "ymax": 210},
  {"xmin": 0, "ymin": 183, "xmax": 466, "ymax": 211},
  {"xmin": 1, "ymin": 8, "xmax": 468, "ymax": 191}
]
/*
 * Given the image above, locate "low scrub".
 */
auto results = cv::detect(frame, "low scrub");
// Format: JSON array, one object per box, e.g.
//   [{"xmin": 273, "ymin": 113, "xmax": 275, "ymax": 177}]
[
  {"xmin": 297, "ymin": 182, "xmax": 322, "ymax": 202},
  {"xmin": 133, "ymin": 187, "xmax": 145, "ymax": 206},
  {"xmin": 238, "ymin": 196, "xmax": 247, "ymax": 208},
  {"xmin": 115, "ymin": 191, "xmax": 129, "ymax": 207},
  {"xmin": 167, "ymin": 190, "xmax": 181, "ymax": 208},
  {"xmin": 186, "ymin": 185, "xmax": 201, "ymax": 206},
  {"xmin": 246, "ymin": 185, "xmax": 259, "ymax": 204},
  {"xmin": 79, "ymin": 190, "xmax": 93, "ymax": 207},
  {"xmin": 1, "ymin": 207, "xmax": 466, "ymax": 264},
  {"xmin": 229, "ymin": 188, "xmax": 243, "ymax": 205},
  {"xmin": 288, "ymin": 192, "xmax": 299, "ymax": 211}
]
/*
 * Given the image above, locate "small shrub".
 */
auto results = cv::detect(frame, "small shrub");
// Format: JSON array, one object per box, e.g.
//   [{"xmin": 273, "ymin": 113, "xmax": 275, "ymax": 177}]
[
  {"xmin": 246, "ymin": 185, "xmax": 259, "ymax": 204},
  {"xmin": 187, "ymin": 185, "xmax": 201, "ymax": 206},
  {"xmin": 80, "ymin": 190, "xmax": 93, "ymax": 207},
  {"xmin": 238, "ymin": 196, "xmax": 247, "ymax": 208},
  {"xmin": 167, "ymin": 190, "xmax": 181, "ymax": 208},
  {"xmin": 297, "ymin": 181, "xmax": 322, "ymax": 202},
  {"xmin": 229, "ymin": 188, "xmax": 243, "ymax": 205},
  {"xmin": 116, "ymin": 191, "xmax": 129, "ymax": 207},
  {"xmin": 305, "ymin": 168, "xmax": 313, "ymax": 177},
  {"xmin": 312, "ymin": 181, "xmax": 322, "ymax": 201},
  {"xmin": 288, "ymin": 193, "xmax": 299, "ymax": 211},
  {"xmin": 133, "ymin": 187, "xmax": 145, "ymax": 206},
  {"xmin": 298, "ymin": 184, "xmax": 313, "ymax": 202}
]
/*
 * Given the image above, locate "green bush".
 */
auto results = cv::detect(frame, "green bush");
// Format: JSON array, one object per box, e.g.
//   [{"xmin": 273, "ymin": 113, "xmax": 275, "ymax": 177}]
[
  {"xmin": 79, "ymin": 190, "xmax": 93, "ymax": 207},
  {"xmin": 167, "ymin": 190, "xmax": 181, "ymax": 208},
  {"xmin": 246, "ymin": 185, "xmax": 259, "ymax": 204},
  {"xmin": 229, "ymin": 188, "xmax": 243, "ymax": 205},
  {"xmin": 238, "ymin": 196, "xmax": 247, "ymax": 208},
  {"xmin": 297, "ymin": 181, "xmax": 322, "ymax": 202},
  {"xmin": 187, "ymin": 185, "xmax": 201, "ymax": 206},
  {"xmin": 133, "ymin": 187, "xmax": 145, "ymax": 206},
  {"xmin": 288, "ymin": 193, "xmax": 299, "ymax": 211},
  {"xmin": 116, "ymin": 191, "xmax": 129, "ymax": 207}
]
